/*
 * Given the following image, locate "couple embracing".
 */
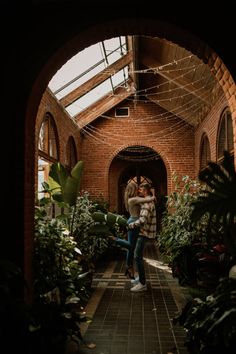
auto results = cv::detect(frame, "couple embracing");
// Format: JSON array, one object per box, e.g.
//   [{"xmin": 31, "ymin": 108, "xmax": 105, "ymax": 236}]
[{"xmin": 113, "ymin": 182, "xmax": 157, "ymax": 292}]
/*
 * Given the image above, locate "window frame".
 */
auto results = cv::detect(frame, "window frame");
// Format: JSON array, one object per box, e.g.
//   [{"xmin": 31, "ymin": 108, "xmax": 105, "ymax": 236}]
[
  {"xmin": 217, "ymin": 108, "xmax": 234, "ymax": 163},
  {"xmin": 199, "ymin": 133, "xmax": 211, "ymax": 171},
  {"xmin": 38, "ymin": 112, "xmax": 59, "ymax": 163}
]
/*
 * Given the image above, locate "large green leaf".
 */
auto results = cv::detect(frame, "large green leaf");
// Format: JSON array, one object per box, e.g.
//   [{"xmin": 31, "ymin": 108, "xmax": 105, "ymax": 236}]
[
  {"xmin": 63, "ymin": 161, "xmax": 84, "ymax": 206},
  {"xmin": 63, "ymin": 176, "xmax": 79, "ymax": 206},
  {"xmin": 48, "ymin": 176, "xmax": 61, "ymax": 195},
  {"xmin": 48, "ymin": 161, "xmax": 84, "ymax": 206},
  {"xmin": 71, "ymin": 160, "xmax": 84, "ymax": 181},
  {"xmin": 49, "ymin": 162, "xmax": 69, "ymax": 192}
]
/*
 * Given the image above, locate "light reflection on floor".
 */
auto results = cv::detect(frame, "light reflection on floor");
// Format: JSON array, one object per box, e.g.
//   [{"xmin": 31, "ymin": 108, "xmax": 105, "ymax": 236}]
[{"xmin": 144, "ymin": 257, "xmax": 172, "ymax": 273}]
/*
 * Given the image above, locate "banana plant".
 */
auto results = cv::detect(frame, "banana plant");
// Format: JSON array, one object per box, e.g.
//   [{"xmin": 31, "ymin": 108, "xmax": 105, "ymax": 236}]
[
  {"xmin": 47, "ymin": 160, "xmax": 84, "ymax": 236},
  {"xmin": 88, "ymin": 211, "xmax": 127, "ymax": 237},
  {"xmin": 191, "ymin": 151, "xmax": 236, "ymax": 256}
]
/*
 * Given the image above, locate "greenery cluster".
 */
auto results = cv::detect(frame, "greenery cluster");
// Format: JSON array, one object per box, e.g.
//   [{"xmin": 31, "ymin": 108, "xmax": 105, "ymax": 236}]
[
  {"xmin": 34, "ymin": 203, "xmax": 91, "ymax": 302},
  {"xmin": 191, "ymin": 151, "xmax": 236, "ymax": 257},
  {"xmin": 69, "ymin": 192, "xmax": 110, "ymax": 265},
  {"xmin": 159, "ymin": 173, "xmax": 208, "ymax": 263},
  {"xmin": 33, "ymin": 161, "xmax": 112, "ymax": 351},
  {"xmin": 176, "ymin": 277, "xmax": 236, "ymax": 353},
  {"xmin": 174, "ymin": 151, "xmax": 236, "ymax": 353}
]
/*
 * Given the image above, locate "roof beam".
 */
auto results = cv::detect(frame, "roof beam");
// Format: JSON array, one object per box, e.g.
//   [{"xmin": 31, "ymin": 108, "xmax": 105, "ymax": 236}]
[
  {"xmin": 141, "ymin": 55, "xmax": 210, "ymax": 105},
  {"xmin": 127, "ymin": 35, "xmax": 139, "ymax": 92},
  {"xmin": 75, "ymin": 83, "xmax": 135, "ymax": 128},
  {"xmin": 60, "ymin": 51, "xmax": 133, "ymax": 107}
]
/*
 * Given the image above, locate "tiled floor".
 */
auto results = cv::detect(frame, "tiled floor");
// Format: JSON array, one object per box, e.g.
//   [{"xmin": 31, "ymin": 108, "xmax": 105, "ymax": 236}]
[{"xmin": 79, "ymin": 241, "xmax": 188, "ymax": 354}]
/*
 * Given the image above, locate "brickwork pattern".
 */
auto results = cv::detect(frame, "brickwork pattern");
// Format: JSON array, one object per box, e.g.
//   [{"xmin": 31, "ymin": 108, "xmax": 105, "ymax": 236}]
[{"xmin": 81, "ymin": 100, "xmax": 195, "ymax": 208}]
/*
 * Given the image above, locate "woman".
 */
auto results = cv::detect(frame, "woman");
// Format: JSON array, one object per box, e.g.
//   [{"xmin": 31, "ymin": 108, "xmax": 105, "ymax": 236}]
[{"xmin": 112, "ymin": 181, "xmax": 155, "ymax": 279}]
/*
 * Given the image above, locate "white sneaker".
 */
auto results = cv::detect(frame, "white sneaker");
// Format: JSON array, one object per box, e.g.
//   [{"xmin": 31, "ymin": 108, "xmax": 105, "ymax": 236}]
[
  {"xmin": 131, "ymin": 276, "xmax": 139, "ymax": 285},
  {"xmin": 130, "ymin": 282, "xmax": 147, "ymax": 292}
]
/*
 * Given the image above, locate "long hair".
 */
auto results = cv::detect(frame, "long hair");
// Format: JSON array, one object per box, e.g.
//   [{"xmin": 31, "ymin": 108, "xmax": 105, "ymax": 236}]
[{"xmin": 124, "ymin": 182, "xmax": 137, "ymax": 211}]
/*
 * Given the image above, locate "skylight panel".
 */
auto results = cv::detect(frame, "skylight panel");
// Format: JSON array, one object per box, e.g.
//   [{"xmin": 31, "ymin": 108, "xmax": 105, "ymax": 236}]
[
  {"xmin": 48, "ymin": 43, "xmax": 105, "ymax": 96},
  {"xmin": 49, "ymin": 37, "xmax": 127, "ymax": 97},
  {"xmin": 111, "ymin": 66, "xmax": 129, "ymax": 88},
  {"xmin": 48, "ymin": 36, "xmax": 128, "ymax": 117},
  {"xmin": 66, "ymin": 79, "xmax": 113, "ymax": 117},
  {"xmin": 54, "ymin": 62, "xmax": 106, "ymax": 99},
  {"xmin": 103, "ymin": 37, "xmax": 127, "ymax": 65}
]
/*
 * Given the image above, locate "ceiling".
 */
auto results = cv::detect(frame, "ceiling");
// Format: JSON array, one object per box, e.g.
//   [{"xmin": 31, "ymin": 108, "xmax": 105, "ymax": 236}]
[{"xmin": 49, "ymin": 35, "xmax": 223, "ymax": 130}]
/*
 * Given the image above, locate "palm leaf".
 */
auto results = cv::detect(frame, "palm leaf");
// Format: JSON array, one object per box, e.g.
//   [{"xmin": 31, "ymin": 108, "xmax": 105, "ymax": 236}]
[
  {"xmin": 64, "ymin": 161, "xmax": 84, "ymax": 206},
  {"xmin": 49, "ymin": 162, "xmax": 68, "ymax": 192},
  {"xmin": 191, "ymin": 151, "xmax": 236, "ymax": 254}
]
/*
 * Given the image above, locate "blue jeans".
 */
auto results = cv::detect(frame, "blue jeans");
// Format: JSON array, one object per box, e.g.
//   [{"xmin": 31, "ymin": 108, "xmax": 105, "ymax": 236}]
[
  {"xmin": 134, "ymin": 236, "xmax": 147, "ymax": 285},
  {"xmin": 115, "ymin": 216, "xmax": 139, "ymax": 267}
]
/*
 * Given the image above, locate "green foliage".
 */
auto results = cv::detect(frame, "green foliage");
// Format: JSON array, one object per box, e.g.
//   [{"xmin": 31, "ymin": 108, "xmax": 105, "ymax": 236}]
[
  {"xmin": 89, "ymin": 211, "xmax": 128, "ymax": 246},
  {"xmin": 178, "ymin": 277, "xmax": 236, "ymax": 353},
  {"xmin": 39, "ymin": 160, "xmax": 84, "ymax": 236},
  {"xmin": 34, "ymin": 160, "xmax": 123, "ymax": 350},
  {"xmin": 191, "ymin": 151, "xmax": 236, "ymax": 256},
  {"xmin": 159, "ymin": 173, "xmax": 208, "ymax": 262},
  {"xmin": 90, "ymin": 194, "xmax": 110, "ymax": 212},
  {"xmin": 34, "ymin": 205, "xmax": 90, "ymax": 303},
  {"xmin": 71, "ymin": 192, "xmax": 111, "ymax": 263},
  {"xmin": 92, "ymin": 211, "xmax": 127, "ymax": 227},
  {"xmin": 174, "ymin": 153, "xmax": 236, "ymax": 353},
  {"xmin": 34, "ymin": 202, "xmax": 93, "ymax": 351},
  {"xmin": 49, "ymin": 161, "xmax": 84, "ymax": 206}
]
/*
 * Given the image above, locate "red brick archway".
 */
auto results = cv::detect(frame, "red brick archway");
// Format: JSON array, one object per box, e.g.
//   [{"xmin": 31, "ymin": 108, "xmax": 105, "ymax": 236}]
[
  {"xmin": 107, "ymin": 144, "xmax": 168, "ymax": 215},
  {"xmin": 24, "ymin": 17, "xmax": 236, "ymax": 294}
]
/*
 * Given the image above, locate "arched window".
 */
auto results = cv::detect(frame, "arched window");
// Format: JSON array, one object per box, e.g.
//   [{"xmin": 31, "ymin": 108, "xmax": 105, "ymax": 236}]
[
  {"xmin": 217, "ymin": 109, "xmax": 234, "ymax": 162},
  {"xmin": 200, "ymin": 133, "xmax": 211, "ymax": 171},
  {"xmin": 128, "ymin": 175, "xmax": 152, "ymax": 187},
  {"xmin": 66, "ymin": 136, "xmax": 77, "ymax": 170},
  {"xmin": 38, "ymin": 113, "xmax": 59, "ymax": 161},
  {"xmin": 38, "ymin": 113, "xmax": 59, "ymax": 198}
]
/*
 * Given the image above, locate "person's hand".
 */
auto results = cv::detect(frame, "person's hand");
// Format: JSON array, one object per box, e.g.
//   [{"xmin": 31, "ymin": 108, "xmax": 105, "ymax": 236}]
[
  {"xmin": 128, "ymin": 223, "xmax": 135, "ymax": 229},
  {"xmin": 108, "ymin": 235, "xmax": 116, "ymax": 241}
]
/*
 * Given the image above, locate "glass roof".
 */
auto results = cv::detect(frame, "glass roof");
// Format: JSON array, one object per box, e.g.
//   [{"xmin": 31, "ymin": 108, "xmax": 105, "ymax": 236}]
[{"xmin": 48, "ymin": 36, "xmax": 128, "ymax": 117}]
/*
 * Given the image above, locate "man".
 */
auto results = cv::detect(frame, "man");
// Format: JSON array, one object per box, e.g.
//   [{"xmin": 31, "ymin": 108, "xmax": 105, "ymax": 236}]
[{"xmin": 128, "ymin": 183, "xmax": 157, "ymax": 292}]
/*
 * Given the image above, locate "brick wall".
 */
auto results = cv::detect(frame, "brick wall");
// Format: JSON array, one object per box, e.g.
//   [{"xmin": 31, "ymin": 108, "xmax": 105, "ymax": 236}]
[
  {"xmin": 81, "ymin": 99, "xmax": 195, "ymax": 210},
  {"xmin": 34, "ymin": 87, "xmax": 233, "ymax": 216}
]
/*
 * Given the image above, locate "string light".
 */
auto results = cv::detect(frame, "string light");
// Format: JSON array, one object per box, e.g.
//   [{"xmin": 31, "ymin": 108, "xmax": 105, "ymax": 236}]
[
  {"xmin": 77, "ymin": 94, "xmax": 218, "ymax": 158},
  {"xmin": 79, "ymin": 102, "xmax": 201, "ymax": 143},
  {"xmin": 52, "ymin": 39, "xmax": 222, "ymax": 153},
  {"xmin": 116, "ymin": 145, "xmax": 161, "ymax": 162},
  {"xmin": 69, "ymin": 79, "xmax": 217, "ymax": 122},
  {"xmin": 76, "ymin": 103, "xmax": 204, "ymax": 142},
  {"xmin": 68, "ymin": 62, "xmax": 208, "ymax": 111},
  {"xmin": 78, "ymin": 89, "xmax": 215, "ymax": 126},
  {"xmin": 87, "ymin": 92, "xmax": 215, "ymax": 141}
]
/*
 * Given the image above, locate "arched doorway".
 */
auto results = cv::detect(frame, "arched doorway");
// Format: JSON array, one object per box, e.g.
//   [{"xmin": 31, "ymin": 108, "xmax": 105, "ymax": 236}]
[{"xmin": 109, "ymin": 145, "xmax": 167, "ymax": 230}]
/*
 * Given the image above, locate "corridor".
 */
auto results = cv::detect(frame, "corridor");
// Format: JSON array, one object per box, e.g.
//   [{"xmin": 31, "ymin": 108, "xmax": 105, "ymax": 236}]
[{"xmin": 79, "ymin": 242, "xmax": 188, "ymax": 354}]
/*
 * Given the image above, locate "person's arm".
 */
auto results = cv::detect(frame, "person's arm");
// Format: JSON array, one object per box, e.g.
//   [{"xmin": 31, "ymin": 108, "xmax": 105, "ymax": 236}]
[
  {"xmin": 128, "ymin": 204, "xmax": 150, "ymax": 228},
  {"xmin": 130, "ymin": 196, "xmax": 155, "ymax": 205}
]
